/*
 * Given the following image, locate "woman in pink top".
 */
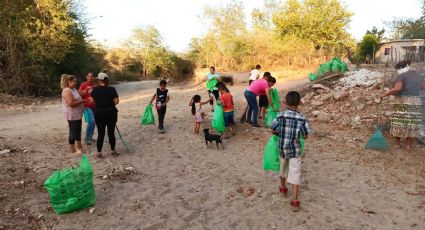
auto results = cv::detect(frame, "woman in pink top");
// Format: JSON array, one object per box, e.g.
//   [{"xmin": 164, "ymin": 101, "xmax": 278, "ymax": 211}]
[
  {"xmin": 244, "ymin": 76, "xmax": 277, "ymax": 127},
  {"xmin": 61, "ymin": 74, "xmax": 85, "ymax": 155}
]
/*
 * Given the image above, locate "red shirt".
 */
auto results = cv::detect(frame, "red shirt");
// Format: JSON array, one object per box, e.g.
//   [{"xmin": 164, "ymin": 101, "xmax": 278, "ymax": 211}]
[
  {"xmin": 79, "ymin": 81, "xmax": 97, "ymax": 109},
  {"xmin": 220, "ymin": 92, "xmax": 234, "ymax": 112}
]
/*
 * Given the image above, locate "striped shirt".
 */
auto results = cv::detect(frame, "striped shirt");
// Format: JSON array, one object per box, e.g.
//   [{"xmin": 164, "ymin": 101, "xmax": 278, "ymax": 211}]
[{"xmin": 271, "ymin": 109, "xmax": 310, "ymax": 159}]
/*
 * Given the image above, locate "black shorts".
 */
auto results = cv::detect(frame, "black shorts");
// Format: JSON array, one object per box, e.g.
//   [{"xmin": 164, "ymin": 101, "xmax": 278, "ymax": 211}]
[{"xmin": 259, "ymin": 95, "xmax": 269, "ymax": 107}]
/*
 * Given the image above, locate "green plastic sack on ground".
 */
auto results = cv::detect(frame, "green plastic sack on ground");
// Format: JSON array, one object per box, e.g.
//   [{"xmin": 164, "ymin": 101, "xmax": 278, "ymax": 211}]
[
  {"xmin": 318, "ymin": 63, "xmax": 331, "ymax": 76},
  {"xmin": 331, "ymin": 61, "xmax": 342, "ymax": 72},
  {"xmin": 300, "ymin": 135, "xmax": 305, "ymax": 157},
  {"xmin": 265, "ymin": 88, "xmax": 280, "ymax": 127},
  {"xmin": 44, "ymin": 155, "xmax": 95, "ymax": 215},
  {"xmin": 212, "ymin": 104, "xmax": 225, "ymax": 133},
  {"xmin": 141, "ymin": 104, "xmax": 155, "ymax": 125},
  {"xmin": 309, "ymin": 73, "xmax": 318, "ymax": 81},
  {"xmin": 206, "ymin": 78, "xmax": 218, "ymax": 91},
  {"xmin": 263, "ymin": 135, "xmax": 280, "ymax": 172}
]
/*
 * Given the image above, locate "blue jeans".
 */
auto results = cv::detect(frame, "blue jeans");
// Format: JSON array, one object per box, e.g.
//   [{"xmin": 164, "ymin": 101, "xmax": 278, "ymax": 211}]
[
  {"xmin": 84, "ymin": 108, "xmax": 96, "ymax": 142},
  {"xmin": 244, "ymin": 90, "xmax": 258, "ymax": 124}
]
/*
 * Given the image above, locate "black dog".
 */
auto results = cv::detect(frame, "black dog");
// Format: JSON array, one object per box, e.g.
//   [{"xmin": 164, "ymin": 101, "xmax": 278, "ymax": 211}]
[{"xmin": 203, "ymin": 129, "xmax": 224, "ymax": 150}]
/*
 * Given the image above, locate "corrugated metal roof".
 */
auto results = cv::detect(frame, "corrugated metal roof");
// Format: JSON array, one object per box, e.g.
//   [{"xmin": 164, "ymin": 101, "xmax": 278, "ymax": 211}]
[{"xmin": 379, "ymin": 39, "xmax": 425, "ymax": 45}]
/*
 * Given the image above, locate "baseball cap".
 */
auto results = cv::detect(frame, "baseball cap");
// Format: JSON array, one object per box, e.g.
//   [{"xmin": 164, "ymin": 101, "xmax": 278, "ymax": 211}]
[{"xmin": 97, "ymin": 72, "xmax": 108, "ymax": 80}]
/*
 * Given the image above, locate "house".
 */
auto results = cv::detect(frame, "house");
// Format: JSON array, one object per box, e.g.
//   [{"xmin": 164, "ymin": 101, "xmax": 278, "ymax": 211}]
[{"xmin": 375, "ymin": 39, "xmax": 425, "ymax": 64}]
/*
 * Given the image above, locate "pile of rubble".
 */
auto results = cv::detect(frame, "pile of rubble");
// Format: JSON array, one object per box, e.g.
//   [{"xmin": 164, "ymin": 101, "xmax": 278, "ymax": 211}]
[{"xmin": 299, "ymin": 69, "xmax": 395, "ymax": 127}]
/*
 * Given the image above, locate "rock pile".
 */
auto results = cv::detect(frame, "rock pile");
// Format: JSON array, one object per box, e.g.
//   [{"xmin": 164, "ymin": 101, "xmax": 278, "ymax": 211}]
[{"xmin": 298, "ymin": 69, "xmax": 395, "ymax": 128}]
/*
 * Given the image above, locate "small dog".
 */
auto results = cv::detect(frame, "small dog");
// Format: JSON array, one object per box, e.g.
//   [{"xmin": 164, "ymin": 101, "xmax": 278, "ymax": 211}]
[{"xmin": 203, "ymin": 128, "xmax": 224, "ymax": 150}]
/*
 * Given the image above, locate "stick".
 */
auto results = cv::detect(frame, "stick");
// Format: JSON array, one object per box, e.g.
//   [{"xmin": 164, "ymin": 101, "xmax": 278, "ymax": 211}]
[{"xmin": 116, "ymin": 125, "xmax": 130, "ymax": 152}]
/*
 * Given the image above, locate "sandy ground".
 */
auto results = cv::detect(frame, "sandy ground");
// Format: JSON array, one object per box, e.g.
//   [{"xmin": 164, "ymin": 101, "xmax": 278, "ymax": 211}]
[{"xmin": 0, "ymin": 78, "xmax": 424, "ymax": 230}]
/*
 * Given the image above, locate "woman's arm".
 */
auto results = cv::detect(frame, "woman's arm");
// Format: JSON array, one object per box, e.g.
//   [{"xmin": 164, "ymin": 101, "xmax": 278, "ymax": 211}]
[
  {"xmin": 62, "ymin": 89, "xmax": 84, "ymax": 107},
  {"xmin": 113, "ymin": 97, "xmax": 119, "ymax": 105},
  {"xmin": 265, "ymin": 88, "xmax": 277, "ymax": 111},
  {"xmin": 381, "ymin": 81, "xmax": 403, "ymax": 98}
]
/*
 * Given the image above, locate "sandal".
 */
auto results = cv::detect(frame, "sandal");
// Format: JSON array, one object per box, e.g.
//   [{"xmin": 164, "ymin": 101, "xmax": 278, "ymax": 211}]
[
  {"xmin": 96, "ymin": 153, "xmax": 104, "ymax": 159},
  {"xmin": 279, "ymin": 187, "xmax": 287, "ymax": 196},
  {"xmin": 111, "ymin": 150, "xmax": 120, "ymax": 157},
  {"xmin": 291, "ymin": 200, "xmax": 300, "ymax": 212}
]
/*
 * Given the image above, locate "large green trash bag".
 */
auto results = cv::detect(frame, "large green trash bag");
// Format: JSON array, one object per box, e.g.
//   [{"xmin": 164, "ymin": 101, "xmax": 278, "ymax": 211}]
[
  {"xmin": 331, "ymin": 61, "xmax": 341, "ymax": 72},
  {"xmin": 206, "ymin": 78, "xmax": 218, "ymax": 92},
  {"xmin": 300, "ymin": 135, "xmax": 305, "ymax": 157},
  {"xmin": 141, "ymin": 104, "xmax": 155, "ymax": 125},
  {"xmin": 318, "ymin": 63, "xmax": 331, "ymax": 76},
  {"xmin": 265, "ymin": 89, "xmax": 280, "ymax": 127},
  {"xmin": 263, "ymin": 135, "xmax": 280, "ymax": 172},
  {"xmin": 212, "ymin": 104, "xmax": 225, "ymax": 134},
  {"xmin": 44, "ymin": 155, "xmax": 95, "ymax": 214}
]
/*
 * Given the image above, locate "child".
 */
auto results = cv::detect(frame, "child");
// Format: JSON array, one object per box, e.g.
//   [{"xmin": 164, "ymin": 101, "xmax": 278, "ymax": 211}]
[
  {"xmin": 189, "ymin": 95, "xmax": 210, "ymax": 134},
  {"xmin": 149, "ymin": 80, "xmax": 170, "ymax": 134},
  {"xmin": 249, "ymin": 64, "xmax": 261, "ymax": 86},
  {"xmin": 259, "ymin": 72, "xmax": 272, "ymax": 119},
  {"xmin": 219, "ymin": 84, "xmax": 234, "ymax": 138},
  {"xmin": 271, "ymin": 91, "xmax": 310, "ymax": 212}
]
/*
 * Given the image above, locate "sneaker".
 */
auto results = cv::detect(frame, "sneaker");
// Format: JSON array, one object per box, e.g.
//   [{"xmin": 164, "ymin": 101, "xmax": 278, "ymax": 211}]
[
  {"xmin": 246, "ymin": 120, "xmax": 252, "ymax": 124},
  {"xmin": 159, "ymin": 129, "xmax": 166, "ymax": 134},
  {"xmin": 85, "ymin": 140, "xmax": 92, "ymax": 145},
  {"xmin": 291, "ymin": 200, "xmax": 300, "ymax": 212},
  {"xmin": 252, "ymin": 123, "xmax": 262, "ymax": 128}
]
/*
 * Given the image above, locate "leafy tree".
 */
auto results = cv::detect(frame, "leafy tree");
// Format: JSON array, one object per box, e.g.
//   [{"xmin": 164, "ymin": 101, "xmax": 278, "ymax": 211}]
[
  {"xmin": 366, "ymin": 26, "xmax": 386, "ymax": 41},
  {"xmin": 357, "ymin": 34, "xmax": 379, "ymax": 63},
  {"xmin": 273, "ymin": 0, "xmax": 353, "ymax": 54}
]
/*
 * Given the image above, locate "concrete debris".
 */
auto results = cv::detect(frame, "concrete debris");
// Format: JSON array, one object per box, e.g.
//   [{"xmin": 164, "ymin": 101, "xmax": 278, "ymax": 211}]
[
  {"xmin": 333, "ymin": 90, "xmax": 348, "ymax": 101},
  {"xmin": 312, "ymin": 84, "xmax": 330, "ymax": 91},
  {"xmin": 341, "ymin": 69, "xmax": 384, "ymax": 87}
]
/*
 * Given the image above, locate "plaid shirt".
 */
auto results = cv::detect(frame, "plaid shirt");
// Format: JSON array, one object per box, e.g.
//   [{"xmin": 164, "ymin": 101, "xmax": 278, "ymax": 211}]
[{"xmin": 271, "ymin": 109, "xmax": 310, "ymax": 159}]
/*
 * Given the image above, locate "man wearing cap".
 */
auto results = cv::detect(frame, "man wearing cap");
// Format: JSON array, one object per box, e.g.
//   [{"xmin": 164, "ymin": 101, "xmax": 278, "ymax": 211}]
[{"xmin": 90, "ymin": 72, "xmax": 120, "ymax": 158}]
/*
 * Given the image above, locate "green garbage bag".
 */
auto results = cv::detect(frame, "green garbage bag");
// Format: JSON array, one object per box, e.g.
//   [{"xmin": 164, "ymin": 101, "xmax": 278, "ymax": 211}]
[
  {"xmin": 300, "ymin": 135, "xmax": 305, "ymax": 157},
  {"xmin": 206, "ymin": 78, "xmax": 218, "ymax": 92},
  {"xmin": 263, "ymin": 135, "xmax": 280, "ymax": 172},
  {"xmin": 44, "ymin": 155, "xmax": 95, "ymax": 214},
  {"xmin": 340, "ymin": 62, "xmax": 348, "ymax": 72},
  {"xmin": 318, "ymin": 63, "xmax": 331, "ymax": 76},
  {"xmin": 141, "ymin": 104, "xmax": 155, "ymax": 125},
  {"xmin": 309, "ymin": 73, "xmax": 318, "ymax": 81},
  {"xmin": 265, "ymin": 88, "xmax": 280, "ymax": 127},
  {"xmin": 212, "ymin": 103, "xmax": 225, "ymax": 134}
]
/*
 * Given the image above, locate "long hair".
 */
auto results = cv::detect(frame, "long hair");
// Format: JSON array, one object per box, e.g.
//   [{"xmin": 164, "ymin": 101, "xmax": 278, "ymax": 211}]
[
  {"xmin": 60, "ymin": 74, "xmax": 76, "ymax": 89},
  {"xmin": 192, "ymin": 95, "xmax": 201, "ymax": 115}
]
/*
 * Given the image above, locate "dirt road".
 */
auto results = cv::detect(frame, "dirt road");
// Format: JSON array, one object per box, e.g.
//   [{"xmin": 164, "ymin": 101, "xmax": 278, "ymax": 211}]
[{"xmin": 0, "ymin": 78, "xmax": 424, "ymax": 230}]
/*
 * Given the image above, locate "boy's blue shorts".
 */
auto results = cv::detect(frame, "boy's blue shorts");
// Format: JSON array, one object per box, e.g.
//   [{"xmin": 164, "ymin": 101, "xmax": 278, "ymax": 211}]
[{"xmin": 224, "ymin": 111, "xmax": 234, "ymax": 127}]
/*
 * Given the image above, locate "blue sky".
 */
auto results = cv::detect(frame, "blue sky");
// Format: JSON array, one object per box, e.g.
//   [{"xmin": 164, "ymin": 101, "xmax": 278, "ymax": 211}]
[{"xmin": 85, "ymin": 0, "xmax": 422, "ymax": 52}]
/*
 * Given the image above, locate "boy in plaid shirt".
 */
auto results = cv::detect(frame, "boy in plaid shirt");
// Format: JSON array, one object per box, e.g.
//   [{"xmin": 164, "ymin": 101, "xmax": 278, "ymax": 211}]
[{"xmin": 271, "ymin": 91, "xmax": 310, "ymax": 212}]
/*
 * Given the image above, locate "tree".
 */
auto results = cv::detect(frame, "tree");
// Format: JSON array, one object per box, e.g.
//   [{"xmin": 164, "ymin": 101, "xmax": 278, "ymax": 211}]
[
  {"xmin": 366, "ymin": 26, "xmax": 385, "ymax": 41},
  {"xmin": 0, "ymin": 0, "xmax": 107, "ymax": 95},
  {"xmin": 273, "ymin": 0, "xmax": 353, "ymax": 55},
  {"xmin": 357, "ymin": 34, "xmax": 379, "ymax": 63}
]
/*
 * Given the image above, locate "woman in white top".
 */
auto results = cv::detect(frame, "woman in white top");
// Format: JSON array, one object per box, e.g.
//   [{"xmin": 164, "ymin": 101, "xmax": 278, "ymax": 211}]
[
  {"xmin": 189, "ymin": 95, "xmax": 210, "ymax": 134},
  {"xmin": 249, "ymin": 64, "xmax": 261, "ymax": 85},
  {"xmin": 61, "ymin": 74, "xmax": 85, "ymax": 155}
]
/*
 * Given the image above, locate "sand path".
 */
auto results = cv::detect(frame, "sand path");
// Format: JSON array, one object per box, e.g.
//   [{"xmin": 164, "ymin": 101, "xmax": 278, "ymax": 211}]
[{"xmin": 0, "ymin": 78, "xmax": 424, "ymax": 229}]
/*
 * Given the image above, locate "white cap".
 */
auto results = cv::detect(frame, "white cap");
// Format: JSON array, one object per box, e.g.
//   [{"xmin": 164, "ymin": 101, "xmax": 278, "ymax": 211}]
[{"xmin": 97, "ymin": 72, "xmax": 108, "ymax": 80}]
